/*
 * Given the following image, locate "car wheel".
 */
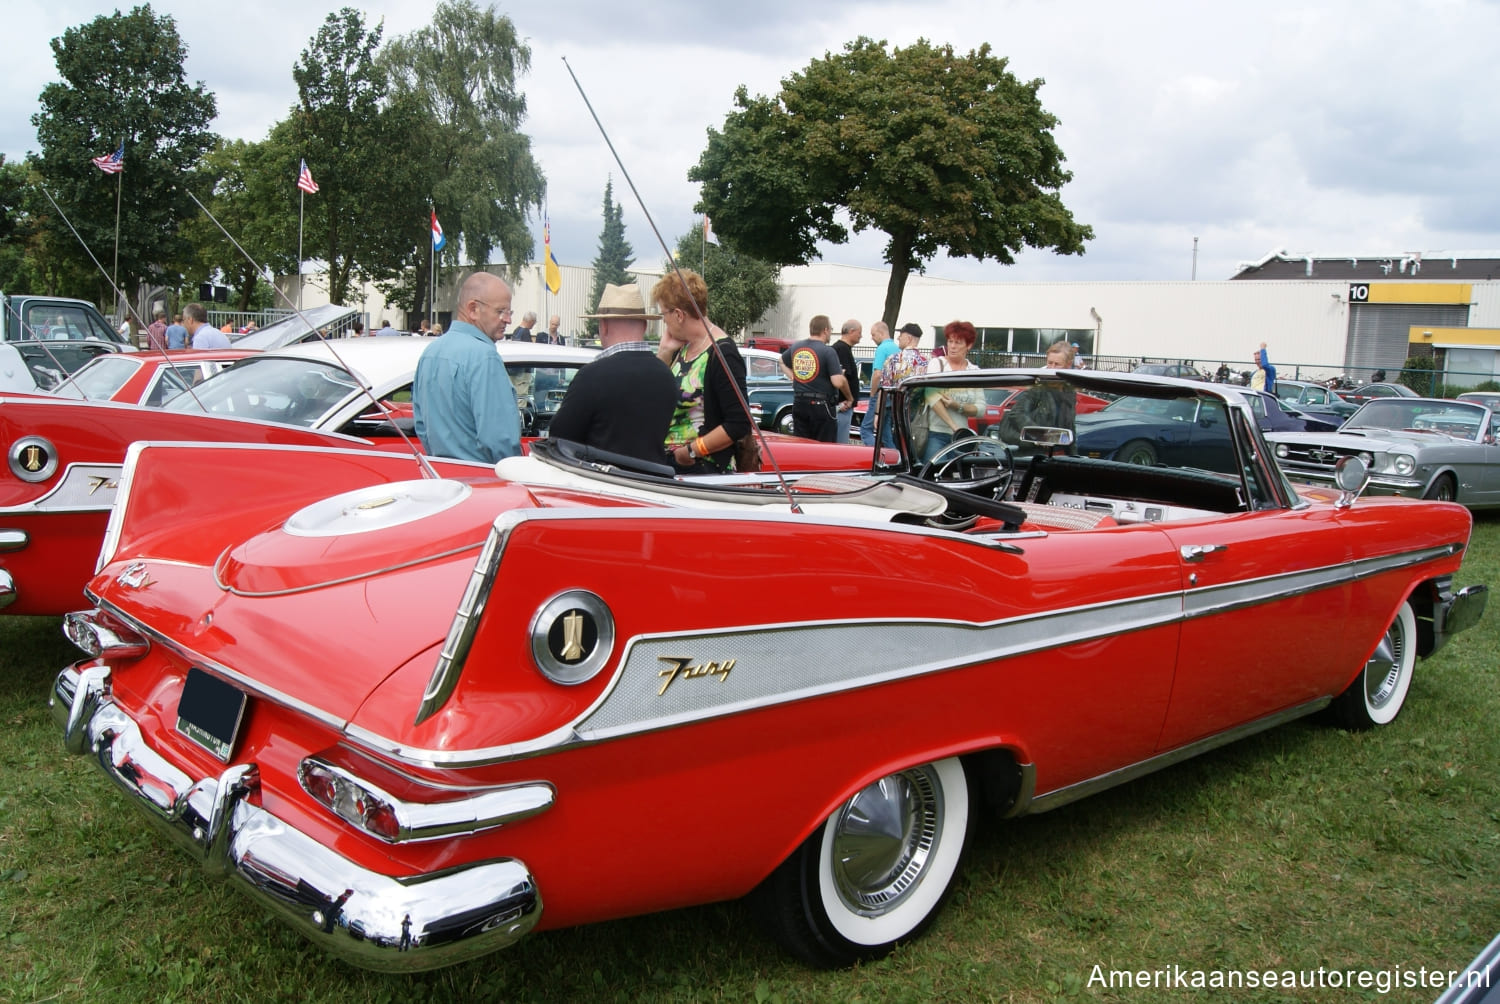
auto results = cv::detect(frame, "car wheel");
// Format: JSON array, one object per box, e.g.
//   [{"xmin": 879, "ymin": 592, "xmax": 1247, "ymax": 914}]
[
  {"xmin": 775, "ymin": 408, "xmax": 795, "ymax": 435},
  {"xmin": 751, "ymin": 757, "xmax": 970, "ymax": 968},
  {"xmin": 1331, "ymin": 600, "xmax": 1416, "ymax": 729},
  {"xmin": 1423, "ymin": 474, "xmax": 1456, "ymax": 502},
  {"xmin": 1118, "ymin": 439, "xmax": 1158, "ymax": 466}
]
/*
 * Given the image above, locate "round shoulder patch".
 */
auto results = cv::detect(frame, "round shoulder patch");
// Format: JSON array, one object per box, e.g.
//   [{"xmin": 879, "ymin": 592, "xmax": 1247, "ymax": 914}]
[{"xmin": 790, "ymin": 346, "xmax": 822, "ymax": 383}]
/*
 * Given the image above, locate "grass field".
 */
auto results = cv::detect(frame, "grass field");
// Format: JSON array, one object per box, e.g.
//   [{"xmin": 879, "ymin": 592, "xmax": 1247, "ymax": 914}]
[{"xmin": 2, "ymin": 515, "xmax": 1497, "ymax": 1003}]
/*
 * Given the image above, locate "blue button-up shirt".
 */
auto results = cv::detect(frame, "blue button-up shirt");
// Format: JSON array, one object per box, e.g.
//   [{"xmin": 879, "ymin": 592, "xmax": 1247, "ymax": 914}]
[{"xmin": 413, "ymin": 321, "xmax": 521, "ymax": 463}]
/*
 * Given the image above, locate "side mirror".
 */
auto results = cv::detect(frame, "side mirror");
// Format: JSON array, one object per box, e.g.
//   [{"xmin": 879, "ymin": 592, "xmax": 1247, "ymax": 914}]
[{"xmin": 1333, "ymin": 455, "xmax": 1369, "ymax": 508}]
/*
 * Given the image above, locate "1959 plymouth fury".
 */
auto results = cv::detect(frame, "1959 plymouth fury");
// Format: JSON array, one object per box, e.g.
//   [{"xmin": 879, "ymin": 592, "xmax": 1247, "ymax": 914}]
[{"xmin": 50, "ymin": 368, "xmax": 1487, "ymax": 972}]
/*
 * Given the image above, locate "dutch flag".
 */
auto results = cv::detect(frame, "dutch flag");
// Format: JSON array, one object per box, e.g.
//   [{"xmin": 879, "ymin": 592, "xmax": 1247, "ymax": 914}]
[{"xmin": 431, "ymin": 210, "xmax": 446, "ymax": 252}]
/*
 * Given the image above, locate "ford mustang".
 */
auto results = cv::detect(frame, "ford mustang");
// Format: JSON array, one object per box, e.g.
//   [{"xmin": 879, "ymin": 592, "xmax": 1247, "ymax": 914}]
[
  {"xmin": 49, "ymin": 368, "xmax": 1486, "ymax": 971},
  {"xmin": 1266, "ymin": 397, "xmax": 1500, "ymax": 507}
]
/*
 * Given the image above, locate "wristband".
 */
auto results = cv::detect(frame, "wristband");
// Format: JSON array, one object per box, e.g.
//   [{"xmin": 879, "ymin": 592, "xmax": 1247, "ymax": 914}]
[{"xmin": 694, "ymin": 436, "xmax": 709, "ymax": 458}]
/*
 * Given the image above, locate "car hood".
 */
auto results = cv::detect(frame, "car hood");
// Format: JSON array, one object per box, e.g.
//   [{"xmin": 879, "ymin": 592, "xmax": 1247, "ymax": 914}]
[{"xmin": 1267, "ymin": 427, "xmax": 1460, "ymax": 451}]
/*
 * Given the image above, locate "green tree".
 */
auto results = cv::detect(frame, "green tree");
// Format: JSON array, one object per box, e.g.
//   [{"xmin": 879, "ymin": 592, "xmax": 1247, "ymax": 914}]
[
  {"xmin": 691, "ymin": 37, "xmax": 1093, "ymax": 331},
  {"xmin": 664, "ymin": 228, "xmax": 780, "ymax": 338},
  {"xmin": 30, "ymin": 4, "xmax": 217, "ymax": 312},
  {"xmin": 288, "ymin": 8, "xmax": 430, "ymax": 305},
  {"xmin": 179, "ymin": 138, "xmax": 302, "ymax": 311},
  {"xmin": 382, "ymin": 0, "xmax": 544, "ymax": 316},
  {"xmin": 0, "ymin": 156, "xmax": 42, "ymax": 291},
  {"xmin": 585, "ymin": 179, "xmax": 633, "ymax": 338}
]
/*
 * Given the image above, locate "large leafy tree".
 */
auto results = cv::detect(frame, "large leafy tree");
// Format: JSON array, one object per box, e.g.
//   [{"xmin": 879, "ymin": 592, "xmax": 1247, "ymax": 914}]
[
  {"xmin": 664, "ymin": 228, "xmax": 780, "ymax": 338},
  {"xmin": 289, "ymin": 8, "xmax": 430, "ymax": 305},
  {"xmin": 691, "ymin": 37, "xmax": 1093, "ymax": 330},
  {"xmin": 180, "ymin": 138, "xmax": 303, "ymax": 311},
  {"xmin": 382, "ymin": 0, "xmax": 544, "ymax": 316},
  {"xmin": 31, "ymin": 4, "xmax": 217, "ymax": 311},
  {"xmin": 585, "ymin": 179, "xmax": 633, "ymax": 338},
  {"xmin": 0, "ymin": 156, "xmax": 42, "ymax": 292}
]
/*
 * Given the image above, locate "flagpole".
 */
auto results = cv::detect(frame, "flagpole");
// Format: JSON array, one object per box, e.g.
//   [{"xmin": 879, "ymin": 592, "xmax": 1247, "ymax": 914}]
[
  {"xmin": 297, "ymin": 189, "xmax": 305, "ymax": 311},
  {"xmin": 429, "ymin": 208, "xmax": 435, "ymax": 328},
  {"xmin": 112, "ymin": 144, "xmax": 123, "ymax": 321}
]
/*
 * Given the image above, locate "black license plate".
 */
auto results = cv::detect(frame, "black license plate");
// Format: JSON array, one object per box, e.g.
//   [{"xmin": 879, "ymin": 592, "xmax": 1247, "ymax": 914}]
[{"xmin": 176, "ymin": 668, "xmax": 247, "ymax": 762}]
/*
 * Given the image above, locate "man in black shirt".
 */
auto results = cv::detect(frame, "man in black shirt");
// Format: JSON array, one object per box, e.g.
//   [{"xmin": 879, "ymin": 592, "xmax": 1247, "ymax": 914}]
[
  {"xmin": 832, "ymin": 318, "xmax": 864, "ymax": 442},
  {"xmin": 549, "ymin": 284, "xmax": 677, "ymax": 464},
  {"xmin": 780, "ymin": 314, "xmax": 850, "ymax": 442},
  {"xmin": 510, "ymin": 312, "xmax": 536, "ymax": 341}
]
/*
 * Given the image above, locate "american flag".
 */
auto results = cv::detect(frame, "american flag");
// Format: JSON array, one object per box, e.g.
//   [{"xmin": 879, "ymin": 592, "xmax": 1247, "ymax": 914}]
[
  {"xmin": 90, "ymin": 144, "xmax": 124, "ymax": 175},
  {"xmin": 296, "ymin": 159, "xmax": 319, "ymax": 194}
]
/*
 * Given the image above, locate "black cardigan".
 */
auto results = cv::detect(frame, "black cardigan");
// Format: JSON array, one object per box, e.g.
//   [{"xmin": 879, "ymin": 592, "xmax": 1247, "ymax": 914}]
[{"xmin": 695, "ymin": 337, "xmax": 752, "ymax": 469}]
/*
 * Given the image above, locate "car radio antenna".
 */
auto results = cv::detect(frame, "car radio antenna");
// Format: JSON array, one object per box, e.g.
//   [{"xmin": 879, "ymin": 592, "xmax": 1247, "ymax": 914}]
[
  {"xmin": 184, "ymin": 189, "xmax": 440, "ymax": 480},
  {"xmin": 36, "ymin": 184, "xmax": 213, "ymax": 413},
  {"xmin": 561, "ymin": 57, "xmax": 802, "ymax": 513}
]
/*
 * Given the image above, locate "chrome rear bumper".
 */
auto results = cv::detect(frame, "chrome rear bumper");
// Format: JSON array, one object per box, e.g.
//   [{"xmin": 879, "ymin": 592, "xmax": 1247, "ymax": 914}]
[
  {"xmin": 1433, "ymin": 582, "xmax": 1488, "ymax": 654},
  {"xmin": 50, "ymin": 662, "xmax": 541, "ymax": 972}
]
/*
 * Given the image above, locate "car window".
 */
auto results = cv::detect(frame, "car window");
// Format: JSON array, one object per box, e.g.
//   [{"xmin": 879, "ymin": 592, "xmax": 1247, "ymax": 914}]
[
  {"xmin": 163, "ymin": 356, "xmax": 359, "ymax": 427},
  {"xmin": 142, "ymin": 366, "xmax": 197, "ymax": 407},
  {"xmin": 24, "ymin": 304, "xmax": 118, "ymax": 342},
  {"xmin": 52, "ymin": 355, "xmax": 140, "ymax": 399},
  {"xmin": 507, "ymin": 362, "xmax": 587, "ymax": 434},
  {"xmin": 1344, "ymin": 399, "xmax": 1488, "ymax": 438},
  {"xmin": 746, "ymin": 355, "xmax": 783, "ymax": 381}
]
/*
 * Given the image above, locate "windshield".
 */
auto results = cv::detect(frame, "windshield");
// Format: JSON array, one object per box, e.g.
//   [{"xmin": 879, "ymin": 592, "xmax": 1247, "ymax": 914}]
[
  {"xmin": 52, "ymin": 355, "xmax": 141, "ymax": 400},
  {"xmin": 510, "ymin": 361, "xmax": 589, "ymax": 434},
  {"xmin": 164, "ymin": 355, "xmax": 359, "ymax": 427},
  {"xmin": 1343, "ymin": 399, "xmax": 1489, "ymax": 440}
]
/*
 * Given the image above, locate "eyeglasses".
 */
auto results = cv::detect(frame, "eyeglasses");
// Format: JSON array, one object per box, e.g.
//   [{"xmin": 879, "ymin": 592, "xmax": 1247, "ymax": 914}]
[{"xmin": 476, "ymin": 301, "xmax": 512, "ymax": 317}]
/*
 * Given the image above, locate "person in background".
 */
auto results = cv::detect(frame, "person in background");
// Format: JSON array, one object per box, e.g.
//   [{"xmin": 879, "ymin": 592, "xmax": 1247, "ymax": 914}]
[
  {"xmin": 510, "ymin": 311, "xmax": 536, "ymax": 342},
  {"xmin": 351, "ymin": 319, "xmax": 365, "ymax": 337},
  {"xmin": 780, "ymin": 314, "xmax": 849, "ymax": 442},
  {"xmin": 544, "ymin": 315, "xmax": 562, "ymax": 345},
  {"xmin": 431, "ymin": 322, "xmax": 444, "ymax": 335},
  {"xmin": 165, "ymin": 313, "xmax": 188, "ymax": 350},
  {"xmin": 550, "ymin": 283, "xmax": 676, "ymax": 464},
  {"xmin": 861, "ymin": 321, "xmax": 895, "ymax": 446},
  {"xmin": 996, "ymin": 339, "xmax": 1078, "ymax": 448},
  {"xmin": 417, "ymin": 320, "xmax": 431, "ymax": 335},
  {"xmin": 880, "ymin": 323, "xmax": 928, "ymax": 449},
  {"xmin": 183, "ymin": 303, "xmax": 230, "ymax": 349},
  {"xmin": 146, "ymin": 309, "xmax": 168, "ymax": 351},
  {"xmin": 412, "ymin": 272, "xmax": 521, "ymax": 463},
  {"xmin": 376, "ymin": 319, "xmax": 398, "ymax": 336},
  {"xmin": 832, "ymin": 318, "xmax": 864, "ymax": 442},
  {"xmin": 654, "ymin": 270, "xmax": 752, "ymax": 472},
  {"xmin": 923, "ymin": 320, "xmax": 985, "ymax": 462},
  {"xmin": 1257, "ymin": 342, "xmax": 1277, "ymax": 394}
]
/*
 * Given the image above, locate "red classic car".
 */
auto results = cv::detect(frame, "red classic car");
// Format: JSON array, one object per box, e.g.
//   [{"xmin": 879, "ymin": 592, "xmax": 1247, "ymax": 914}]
[
  {"xmin": 1, "ymin": 338, "xmax": 877, "ymax": 615},
  {"xmin": 51, "ymin": 348, "xmax": 254, "ymax": 406},
  {"xmin": 50, "ymin": 369, "xmax": 1487, "ymax": 972}
]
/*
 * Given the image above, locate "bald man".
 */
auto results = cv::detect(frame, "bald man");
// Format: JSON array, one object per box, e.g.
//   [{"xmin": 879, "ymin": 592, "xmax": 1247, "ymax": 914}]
[{"xmin": 413, "ymin": 271, "xmax": 522, "ymax": 463}]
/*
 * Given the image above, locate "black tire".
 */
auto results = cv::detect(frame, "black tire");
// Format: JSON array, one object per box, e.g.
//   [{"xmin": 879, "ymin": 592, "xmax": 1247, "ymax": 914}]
[
  {"xmin": 1423, "ymin": 474, "xmax": 1456, "ymax": 502},
  {"xmin": 1330, "ymin": 600, "xmax": 1416, "ymax": 729},
  {"xmin": 1118, "ymin": 439, "xmax": 1158, "ymax": 466},
  {"xmin": 750, "ymin": 757, "xmax": 971, "ymax": 968}
]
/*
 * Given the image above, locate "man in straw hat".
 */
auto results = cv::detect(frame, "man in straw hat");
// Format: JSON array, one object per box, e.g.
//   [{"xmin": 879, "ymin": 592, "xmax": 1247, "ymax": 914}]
[{"xmin": 549, "ymin": 283, "xmax": 678, "ymax": 464}]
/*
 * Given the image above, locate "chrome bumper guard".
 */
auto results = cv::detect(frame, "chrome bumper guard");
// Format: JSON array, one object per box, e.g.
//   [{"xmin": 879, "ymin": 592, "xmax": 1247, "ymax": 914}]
[
  {"xmin": 1433, "ymin": 583, "xmax": 1488, "ymax": 655},
  {"xmin": 50, "ymin": 663, "xmax": 542, "ymax": 973}
]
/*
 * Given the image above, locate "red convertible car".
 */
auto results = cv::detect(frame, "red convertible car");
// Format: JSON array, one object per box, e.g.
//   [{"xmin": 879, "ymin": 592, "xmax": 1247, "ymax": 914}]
[
  {"xmin": 49, "ymin": 368, "xmax": 1487, "ymax": 972},
  {"xmin": 1, "ymin": 338, "xmax": 878, "ymax": 616}
]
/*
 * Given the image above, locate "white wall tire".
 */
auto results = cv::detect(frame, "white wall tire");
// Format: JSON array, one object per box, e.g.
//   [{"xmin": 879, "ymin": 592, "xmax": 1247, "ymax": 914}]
[
  {"xmin": 1332, "ymin": 599, "xmax": 1417, "ymax": 729},
  {"xmin": 752, "ymin": 757, "xmax": 971, "ymax": 967}
]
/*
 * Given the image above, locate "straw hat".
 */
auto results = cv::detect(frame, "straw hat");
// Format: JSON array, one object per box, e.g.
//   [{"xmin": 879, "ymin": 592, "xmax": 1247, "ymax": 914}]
[{"xmin": 580, "ymin": 283, "xmax": 660, "ymax": 320}]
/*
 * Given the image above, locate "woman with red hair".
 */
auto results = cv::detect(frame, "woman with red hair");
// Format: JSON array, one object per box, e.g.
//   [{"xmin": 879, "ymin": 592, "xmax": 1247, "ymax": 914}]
[{"xmin": 921, "ymin": 320, "xmax": 985, "ymax": 461}]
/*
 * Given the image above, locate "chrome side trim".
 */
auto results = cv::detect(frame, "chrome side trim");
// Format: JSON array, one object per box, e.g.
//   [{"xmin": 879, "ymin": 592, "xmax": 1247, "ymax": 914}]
[
  {"xmin": 1022, "ymin": 698, "xmax": 1331, "ymax": 816},
  {"xmin": 0, "ymin": 462, "xmax": 122, "ymax": 513},
  {"xmin": 57, "ymin": 682, "xmax": 541, "ymax": 972},
  {"xmin": 1182, "ymin": 544, "xmax": 1461, "ymax": 619},
  {"xmin": 0, "ymin": 529, "xmax": 28, "ymax": 552}
]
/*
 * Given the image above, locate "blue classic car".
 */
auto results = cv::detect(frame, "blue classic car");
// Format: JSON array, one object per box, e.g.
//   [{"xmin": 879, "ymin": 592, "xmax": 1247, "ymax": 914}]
[{"xmin": 1266, "ymin": 398, "xmax": 1500, "ymax": 507}]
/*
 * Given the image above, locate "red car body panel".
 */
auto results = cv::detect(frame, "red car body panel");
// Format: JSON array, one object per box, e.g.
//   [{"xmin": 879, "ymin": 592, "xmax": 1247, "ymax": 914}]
[{"xmin": 48, "ymin": 368, "xmax": 1487, "ymax": 972}]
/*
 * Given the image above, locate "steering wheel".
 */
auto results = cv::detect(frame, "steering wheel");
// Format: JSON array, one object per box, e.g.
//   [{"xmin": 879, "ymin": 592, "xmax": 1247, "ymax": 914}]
[{"xmin": 918, "ymin": 434, "xmax": 1014, "ymax": 495}]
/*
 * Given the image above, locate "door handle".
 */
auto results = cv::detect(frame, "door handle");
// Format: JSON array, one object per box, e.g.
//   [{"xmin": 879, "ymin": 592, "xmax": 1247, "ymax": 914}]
[{"xmin": 1180, "ymin": 544, "xmax": 1228, "ymax": 562}]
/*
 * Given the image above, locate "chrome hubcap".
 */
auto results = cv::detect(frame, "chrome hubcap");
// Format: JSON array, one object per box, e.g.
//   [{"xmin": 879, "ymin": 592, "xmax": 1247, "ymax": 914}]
[
  {"xmin": 1365, "ymin": 618, "xmax": 1407, "ymax": 709},
  {"xmin": 830, "ymin": 767, "xmax": 942, "ymax": 916}
]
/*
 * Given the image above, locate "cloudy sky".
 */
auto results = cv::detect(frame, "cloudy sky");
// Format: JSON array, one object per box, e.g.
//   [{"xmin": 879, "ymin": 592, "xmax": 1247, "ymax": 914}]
[{"xmin": 8, "ymin": 0, "xmax": 1500, "ymax": 284}]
